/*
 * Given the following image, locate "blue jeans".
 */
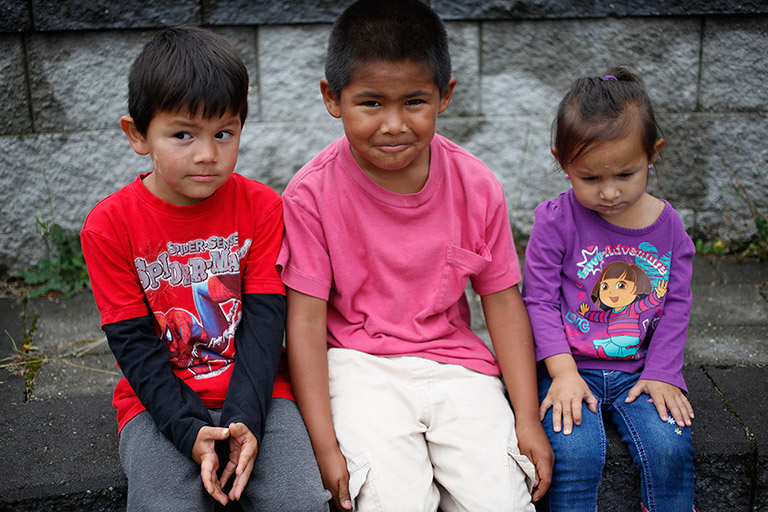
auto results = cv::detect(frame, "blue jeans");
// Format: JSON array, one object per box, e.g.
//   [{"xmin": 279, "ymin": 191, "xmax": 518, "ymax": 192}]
[{"xmin": 538, "ymin": 369, "xmax": 695, "ymax": 512}]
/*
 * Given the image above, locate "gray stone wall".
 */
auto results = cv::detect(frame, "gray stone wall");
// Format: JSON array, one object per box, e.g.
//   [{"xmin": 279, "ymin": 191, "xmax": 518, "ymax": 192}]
[{"xmin": 1, "ymin": 1, "xmax": 767, "ymax": 276}]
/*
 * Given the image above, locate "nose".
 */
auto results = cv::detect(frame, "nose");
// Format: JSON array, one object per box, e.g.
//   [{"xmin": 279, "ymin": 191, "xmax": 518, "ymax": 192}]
[
  {"xmin": 599, "ymin": 181, "xmax": 619, "ymax": 201},
  {"xmin": 194, "ymin": 138, "xmax": 218, "ymax": 164},
  {"xmin": 380, "ymin": 107, "xmax": 407, "ymax": 135}
]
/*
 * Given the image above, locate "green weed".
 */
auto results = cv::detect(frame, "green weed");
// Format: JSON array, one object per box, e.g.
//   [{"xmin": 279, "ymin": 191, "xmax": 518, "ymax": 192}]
[{"xmin": 1, "ymin": 296, "xmax": 47, "ymax": 401}]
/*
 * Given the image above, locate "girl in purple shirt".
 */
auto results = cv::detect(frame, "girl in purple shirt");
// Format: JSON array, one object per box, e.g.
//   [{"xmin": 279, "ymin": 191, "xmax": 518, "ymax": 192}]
[{"xmin": 522, "ymin": 67, "xmax": 696, "ymax": 511}]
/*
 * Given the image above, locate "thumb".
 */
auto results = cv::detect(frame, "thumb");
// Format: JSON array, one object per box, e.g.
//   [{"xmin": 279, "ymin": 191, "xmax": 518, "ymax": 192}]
[
  {"xmin": 625, "ymin": 383, "xmax": 643, "ymax": 404},
  {"xmin": 585, "ymin": 391, "xmax": 599, "ymax": 413},
  {"xmin": 338, "ymin": 480, "xmax": 353, "ymax": 511},
  {"xmin": 210, "ymin": 426, "xmax": 231, "ymax": 440}
]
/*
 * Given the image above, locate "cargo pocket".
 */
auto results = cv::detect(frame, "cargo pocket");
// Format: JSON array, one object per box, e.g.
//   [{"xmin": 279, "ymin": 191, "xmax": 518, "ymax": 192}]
[
  {"xmin": 507, "ymin": 443, "xmax": 536, "ymax": 495},
  {"xmin": 433, "ymin": 244, "xmax": 491, "ymax": 312},
  {"xmin": 347, "ymin": 451, "xmax": 374, "ymax": 511}
]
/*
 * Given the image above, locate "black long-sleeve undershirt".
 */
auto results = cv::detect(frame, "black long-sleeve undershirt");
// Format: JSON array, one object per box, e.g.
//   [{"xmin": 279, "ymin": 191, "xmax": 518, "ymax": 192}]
[{"xmin": 103, "ymin": 293, "xmax": 286, "ymax": 457}]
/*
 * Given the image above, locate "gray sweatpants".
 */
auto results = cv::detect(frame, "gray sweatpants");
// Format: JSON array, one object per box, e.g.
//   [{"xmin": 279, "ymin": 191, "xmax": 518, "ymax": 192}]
[{"xmin": 119, "ymin": 398, "xmax": 330, "ymax": 511}]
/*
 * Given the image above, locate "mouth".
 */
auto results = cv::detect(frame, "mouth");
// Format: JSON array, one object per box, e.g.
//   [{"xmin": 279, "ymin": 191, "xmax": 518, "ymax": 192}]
[
  {"xmin": 610, "ymin": 297, "xmax": 619, "ymax": 303},
  {"xmin": 374, "ymin": 143, "xmax": 413, "ymax": 153},
  {"xmin": 189, "ymin": 174, "xmax": 217, "ymax": 182}
]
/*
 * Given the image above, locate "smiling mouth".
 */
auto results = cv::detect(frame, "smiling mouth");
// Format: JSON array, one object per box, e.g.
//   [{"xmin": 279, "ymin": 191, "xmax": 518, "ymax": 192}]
[{"xmin": 610, "ymin": 297, "xmax": 619, "ymax": 303}]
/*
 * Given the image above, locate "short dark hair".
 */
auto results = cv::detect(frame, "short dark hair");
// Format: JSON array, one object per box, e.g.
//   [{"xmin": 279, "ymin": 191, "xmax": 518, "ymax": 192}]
[
  {"xmin": 552, "ymin": 66, "xmax": 663, "ymax": 168},
  {"xmin": 325, "ymin": 0, "xmax": 452, "ymax": 98},
  {"xmin": 127, "ymin": 26, "xmax": 248, "ymax": 136}
]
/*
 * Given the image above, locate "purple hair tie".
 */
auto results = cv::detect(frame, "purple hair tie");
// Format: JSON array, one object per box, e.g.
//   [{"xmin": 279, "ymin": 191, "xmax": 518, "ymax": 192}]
[{"xmin": 603, "ymin": 75, "xmax": 618, "ymax": 81}]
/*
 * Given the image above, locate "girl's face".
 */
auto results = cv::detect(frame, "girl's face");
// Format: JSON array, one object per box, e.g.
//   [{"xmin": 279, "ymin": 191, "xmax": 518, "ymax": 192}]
[
  {"xmin": 560, "ymin": 123, "xmax": 664, "ymax": 227},
  {"xmin": 598, "ymin": 274, "xmax": 637, "ymax": 310}
]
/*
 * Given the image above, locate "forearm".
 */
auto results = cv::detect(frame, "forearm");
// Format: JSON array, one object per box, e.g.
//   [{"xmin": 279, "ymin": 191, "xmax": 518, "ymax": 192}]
[
  {"xmin": 285, "ymin": 288, "xmax": 341, "ymax": 460},
  {"xmin": 103, "ymin": 316, "xmax": 211, "ymax": 457},
  {"xmin": 482, "ymin": 287, "xmax": 540, "ymax": 425},
  {"xmin": 221, "ymin": 294, "xmax": 286, "ymax": 442},
  {"xmin": 543, "ymin": 352, "xmax": 579, "ymax": 378}
]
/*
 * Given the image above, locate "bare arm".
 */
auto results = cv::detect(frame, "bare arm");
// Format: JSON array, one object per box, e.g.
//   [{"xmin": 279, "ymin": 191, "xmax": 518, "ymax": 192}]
[
  {"xmin": 285, "ymin": 288, "xmax": 352, "ymax": 511},
  {"xmin": 481, "ymin": 286, "xmax": 554, "ymax": 502}
]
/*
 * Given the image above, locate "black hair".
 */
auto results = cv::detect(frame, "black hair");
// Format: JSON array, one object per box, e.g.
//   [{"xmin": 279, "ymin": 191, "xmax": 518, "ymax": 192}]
[
  {"xmin": 325, "ymin": 0, "xmax": 452, "ymax": 98},
  {"xmin": 552, "ymin": 66, "xmax": 663, "ymax": 168},
  {"xmin": 127, "ymin": 26, "xmax": 248, "ymax": 136}
]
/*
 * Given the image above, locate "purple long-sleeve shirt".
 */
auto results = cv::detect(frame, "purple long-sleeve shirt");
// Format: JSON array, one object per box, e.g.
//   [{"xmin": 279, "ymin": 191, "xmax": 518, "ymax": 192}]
[{"xmin": 522, "ymin": 190, "xmax": 695, "ymax": 391}]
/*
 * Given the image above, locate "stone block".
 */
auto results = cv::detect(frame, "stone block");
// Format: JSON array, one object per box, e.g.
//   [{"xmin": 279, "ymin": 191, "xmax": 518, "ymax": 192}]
[
  {"xmin": 0, "ymin": 0, "xmax": 32, "ymax": 32},
  {"xmin": 705, "ymin": 366, "xmax": 767, "ymax": 510},
  {"xmin": 445, "ymin": 22, "xmax": 481, "ymax": 117},
  {"xmin": 0, "ymin": 35, "xmax": 32, "ymax": 135},
  {"xmin": 437, "ymin": 117, "xmax": 568, "ymax": 212},
  {"xmin": 435, "ymin": 0, "xmax": 612, "ymax": 20},
  {"xmin": 258, "ymin": 25, "xmax": 331, "ymax": 123},
  {"xmin": 203, "ymin": 0, "xmax": 342, "ymax": 25},
  {"xmin": 237, "ymin": 119, "xmax": 344, "ymax": 193},
  {"xmin": 30, "ymin": 0, "xmax": 199, "ymax": 30},
  {"xmin": 26, "ymin": 30, "xmax": 150, "ymax": 132},
  {"xmin": 481, "ymin": 18, "xmax": 700, "ymax": 117},
  {"xmin": 701, "ymin": 16, "xmax": 768, "ymax": 112},
  {"xmin": 0, "ymin": 130, "xmax": 147, "ymax": 275},
  {"xmin": 210, "ymin": 27, "xmax": 260, "ymax": 123},
  {"xmin": 658, "ymin": 113, "xmax": 768, "ymax": 238}
]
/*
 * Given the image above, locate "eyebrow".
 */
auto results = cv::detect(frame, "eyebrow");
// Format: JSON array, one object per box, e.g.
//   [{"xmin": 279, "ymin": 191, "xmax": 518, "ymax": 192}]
[{"xmin": 351, "ymin": 90, "xmax": 435, "ymax": 99}]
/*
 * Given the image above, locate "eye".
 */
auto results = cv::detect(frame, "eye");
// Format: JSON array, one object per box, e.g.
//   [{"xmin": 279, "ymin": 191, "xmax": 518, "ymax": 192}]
[
  {"xmin": 581, "ymin": 176, "xmax": 599, "ymax": 182},
  {"xmin": 173, "ymin": 132, "xmax": 191, "ymax": 140},
  {"xmin": 405, "ymin": 99, "xmax": 425, "ymax": 106},
  {"xmin": 617, "ymin": 172, "xmax": 634, "ymax": 179},
  {"xmin": 600, "ymin": 282, "xmax": 608, "ymax": 291},
  {"xmin": 616, "ymin": 281, "xmax": 627, "ymax": 290},
  {"xmin": 215, "ymin": 130, "xmax": 233, "ymax": 140},
  {"xmin": 360, "ymin": 100, "xmax": 381, "ymax": 107}
]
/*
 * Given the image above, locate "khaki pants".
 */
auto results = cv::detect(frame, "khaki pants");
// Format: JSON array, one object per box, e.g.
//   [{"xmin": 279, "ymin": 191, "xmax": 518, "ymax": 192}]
[{"xmin": 327, "ymin": 348, "xmax": 535, "ymax": 512}]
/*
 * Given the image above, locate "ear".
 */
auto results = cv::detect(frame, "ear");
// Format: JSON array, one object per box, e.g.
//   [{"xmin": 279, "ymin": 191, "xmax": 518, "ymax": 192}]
[
  {"xmin": 651, "ymin": 138, "xmax": 666, "ymax": 164},
  {"xmin": 320, "ymin": 78, "xmax": 342, "ymax": 119},
  {"xmin": 437, "ymin": 77, "xmax": 457, "ymax": 114},
  {"xmin": 551, "ymin": 147, "xmax": 568, "ymax": 173},
  {"xmin": 120, "ymin": 116, "xmax": 149, "ymax": 156}
]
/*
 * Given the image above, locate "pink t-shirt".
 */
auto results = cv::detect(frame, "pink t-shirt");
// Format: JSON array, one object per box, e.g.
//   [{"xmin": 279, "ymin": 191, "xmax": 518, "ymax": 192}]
[{"xmin": 278, "ymin": 135, "xmax": 521, "ymax": 376}]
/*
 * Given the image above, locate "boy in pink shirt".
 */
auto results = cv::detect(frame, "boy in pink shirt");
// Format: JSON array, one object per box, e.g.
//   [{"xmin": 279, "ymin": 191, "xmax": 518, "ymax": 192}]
[{"xmin": 278, "ymin": 1, "xmax": 553, "ymax": 510}]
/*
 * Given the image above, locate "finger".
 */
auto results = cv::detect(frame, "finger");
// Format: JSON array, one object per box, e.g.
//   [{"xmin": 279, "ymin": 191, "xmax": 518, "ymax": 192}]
[
  {"xmin": 571, "ymin": 396, "xmax": 583, "ymax": 426},
  {"xmin": 531, "ymin": 455, "xmax": 552, "ymax": 502},
  {"xmin": 624, "ymin": 384, "xmax": 643, "ymax": 404},
  {"xmin": 585, "ymin": 391, "xmax": 599, "ymax": 414},
  {"xmin": 539, "ymin": 396, "xmax": 552, "ymax": 421},
  {"xmin": 200, "ymin": 458, "xmax": 228, "ymax": 505},
  {"xmin": 561, "ymin": 404, "xmax": 574, "ymax": 435},
  {"xmin": 337, "ymin": 479, "xmax": 353, "ymax": 511},
  {"xmin": 219, "ymin": 460, "xmax": 237, "ymax": 489},
  {"xmin": 653, "ymin": 396, "xmax": 669, "ymax": 422},
  {"xmin": 551, "ymin": 404, "xmax": 562, "ymax": 433},
  {"xmin": 229, "ymin": 459, "xmax": 254, "ymax": 501}
]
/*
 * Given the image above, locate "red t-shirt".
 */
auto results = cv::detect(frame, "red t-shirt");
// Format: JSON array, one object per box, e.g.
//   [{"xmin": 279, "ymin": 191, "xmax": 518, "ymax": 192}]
[{"xmin": 82, "ymin": 172, "xmax": 293, "ymax": 434}]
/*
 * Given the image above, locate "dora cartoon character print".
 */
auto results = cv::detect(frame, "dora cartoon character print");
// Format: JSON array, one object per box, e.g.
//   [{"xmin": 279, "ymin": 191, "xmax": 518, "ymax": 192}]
[{"xmin": 578, "ymin": 261, "xmax": 666, "ymax": 359}]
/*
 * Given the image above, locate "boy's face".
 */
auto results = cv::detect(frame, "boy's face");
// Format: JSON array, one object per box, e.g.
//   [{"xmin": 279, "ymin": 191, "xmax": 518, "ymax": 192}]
[
  {"xmin": 121, "ymin": 108, "xmax": 242, "ymax": 206},
  {"xmin": 321, "ymin": 59, "xmax": 455, "ymax": 193}
]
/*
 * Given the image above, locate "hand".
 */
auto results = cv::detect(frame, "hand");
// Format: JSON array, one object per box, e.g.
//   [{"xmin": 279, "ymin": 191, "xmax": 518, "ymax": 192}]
[
  {"xmin": 626, "ymin": 379, "xmax": 694, "ymax": 427},
  {"xmin": 219, "ymin": 422, "xmax": 259, "ymax": 502},
  {"xmin": 578, "ymin": 303, "xmax": 590, "ymax": 316},
  {"xmin": 655, "ymin": 280, "xmax": 668, "ymax": 298},
  {"xmin": 540, "ymin": 372, "xmax": 598, "ymax": 435},
  {"xmin": 515, "ymin": 419, "xmax": 554, "ymax": 502},
  {"xmin": 191, "ymin": 425, "xmax": 232, "ymax": 505},
  {"xmin": 318, "ymin": 447, "xmax": 352, "ymax": 511}
]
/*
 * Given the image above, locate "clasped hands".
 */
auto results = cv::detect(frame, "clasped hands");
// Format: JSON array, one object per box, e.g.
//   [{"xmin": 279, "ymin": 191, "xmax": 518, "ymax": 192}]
[{"xmin": 191, "ymin": 422, "xmax": 259, "ymax": 505}]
